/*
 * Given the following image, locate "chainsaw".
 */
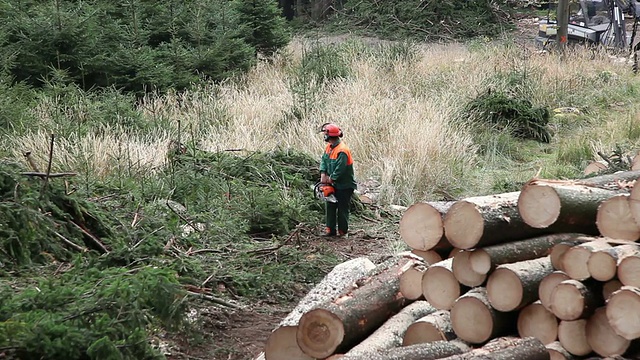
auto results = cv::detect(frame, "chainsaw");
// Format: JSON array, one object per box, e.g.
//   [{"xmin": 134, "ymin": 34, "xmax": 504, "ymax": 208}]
[{"xmin": 314, "ymin": 182, "xmax": 338, "ymax": 203}]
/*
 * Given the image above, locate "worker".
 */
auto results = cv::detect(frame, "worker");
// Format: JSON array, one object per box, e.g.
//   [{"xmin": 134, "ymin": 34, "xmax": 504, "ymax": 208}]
[{"xmin": 319, "ymin": 123, "xmax": 358, "ymax": 238}]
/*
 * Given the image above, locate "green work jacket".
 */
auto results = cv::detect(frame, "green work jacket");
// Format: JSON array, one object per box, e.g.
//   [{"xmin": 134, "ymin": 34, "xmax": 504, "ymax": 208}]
[{"xmin": 319, "ymin": 139, "xmax": 357, "ymax": 190}]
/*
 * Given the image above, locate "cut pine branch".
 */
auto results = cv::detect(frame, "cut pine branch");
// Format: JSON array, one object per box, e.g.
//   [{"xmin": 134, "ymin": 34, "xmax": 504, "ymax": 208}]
[
  {"xmin": 518, "ymin": 179, "xmax": 624, "ymax": 233},
  {"xmin": 517, "ymin": 301, "xmax": 559, "ymax": 345},
  {"xmin": 345, "ymin": 300, "xmax": 437, "ymax": 356},
  {"xmin": 400, "ymin": 202, "xmax": 453, "ymax": 251},
  {"xmin": 597, "ymin": 194, "xmax": 640, "ymax": 241},
  {"xmin": 296, "ymin": 254, "xmax": 419, "ymax": 359},
  {"xmin": 450, "ymin": 287, "xmax": 516, "ymax": 344},
  {"xmin": 443, "ymin": 192, "xmax": 549, "ymax": 250},
  {"xmin": 469, "ymin": 233, "xmax": 585, "ymax": 276},
  {"xmin": 422, "ymin": 258, "xmax": 467, "ymax": 310},
  {"xmin": 402, "ymin": 310, "xmax": 455, "ymax": 346},
  {"xmin": 263, "ymin": 257, "xmax": 376, "ymax": 360},
  {"xmin": 486, "ymin": 256, "xmax": 554, "ymax": 312}
]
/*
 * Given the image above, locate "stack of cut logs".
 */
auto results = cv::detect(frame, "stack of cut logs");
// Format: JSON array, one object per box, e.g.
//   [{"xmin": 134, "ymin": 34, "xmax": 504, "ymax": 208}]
[{"xmin": 255, "ymin": 170, "xmax": 640, "ymax": 360}]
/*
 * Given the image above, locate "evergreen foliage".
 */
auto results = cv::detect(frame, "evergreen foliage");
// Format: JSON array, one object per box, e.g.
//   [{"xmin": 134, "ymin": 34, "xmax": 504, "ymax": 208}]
[
  {"xmin": 0, "ymin": 0, "xmax": 289, "ymax": 94},
  {"xmin": 324, "ymin": 0, "xmax": 512, "ymax": 41}
]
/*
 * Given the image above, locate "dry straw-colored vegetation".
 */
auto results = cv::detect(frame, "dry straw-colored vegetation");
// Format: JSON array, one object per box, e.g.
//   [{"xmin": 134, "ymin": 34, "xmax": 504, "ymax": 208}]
[{"xmin": 7, "ymin": 37, "xmax": 640, "ymax": 205}]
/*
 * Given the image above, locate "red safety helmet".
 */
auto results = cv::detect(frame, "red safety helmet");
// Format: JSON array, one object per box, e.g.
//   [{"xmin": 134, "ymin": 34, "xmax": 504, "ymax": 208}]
[{"xmin": 321, "ymin": 123, "xmax": 343, "ymax": 139}]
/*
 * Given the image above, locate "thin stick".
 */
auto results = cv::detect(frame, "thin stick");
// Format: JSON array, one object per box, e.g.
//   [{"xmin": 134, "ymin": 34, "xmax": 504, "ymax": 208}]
[
  {"xmin": 70, "ymin": 221, "xmax": 109, "ymax": 254},
  {"xmin": 185, "ymin": 290, "xmax": 241, "ymax": 309},
  {"xmin": 40, "ymin": 134, "xmax": 55, "ymax": 198},
  {"xmin": 166, "ymin": 199, "xmax": 202, "ymax": 233},
  {"xmin": 52, "ymin": 231, "xmax": 88, "ymax": 252},
  {"xmin": 22, "ymin": 172, "xmax": 77, "ymax": 178}
]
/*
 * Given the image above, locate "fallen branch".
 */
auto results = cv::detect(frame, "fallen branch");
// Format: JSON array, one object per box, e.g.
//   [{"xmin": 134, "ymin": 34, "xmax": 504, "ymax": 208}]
[
  {"xmin": 21, "ymin": 172, "xmax": 77, "ymax": 178},
  {"xmin": 166, "ymin": 198, "xmax": 202, "ymax": 233},
  {"xmin": 52, "ymin": 231, "xmax": 88, "ymax": 253},
  {"xmin": 70, "ymin": 221, "xmax": 109, "ymax": 254},
  {"xmin": 40, "ymin": 133, "xmax": 55, "ymax": 199},
  {"xmin": 185, "ymin": 290, "xmax": 241, "ymax": 309}
]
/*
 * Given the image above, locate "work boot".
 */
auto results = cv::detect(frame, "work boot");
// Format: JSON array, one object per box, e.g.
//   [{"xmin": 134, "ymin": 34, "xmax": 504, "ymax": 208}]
[
  {"xmin": 321, "ymin": 227, "xmax": 336, "ymax": 237},
  {"xmin": 337, "ymin": 230, "xmax": 348, "ymax": 239}
]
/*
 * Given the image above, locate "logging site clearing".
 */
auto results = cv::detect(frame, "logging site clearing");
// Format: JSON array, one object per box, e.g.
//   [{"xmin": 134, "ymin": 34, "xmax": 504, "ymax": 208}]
[{"xmin": 4, "ymin": 2, "xmax": 640, "ymax": 360}]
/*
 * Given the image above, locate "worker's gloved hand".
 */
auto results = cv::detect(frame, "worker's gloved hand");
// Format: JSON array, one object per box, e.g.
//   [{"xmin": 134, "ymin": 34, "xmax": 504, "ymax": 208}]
[
  {"xmin": 326, "ymin": 177, "xmax": 334, "ymax": 184},
  {"xmin": 320, "ymin": 173, "xmax": 329, "ymax": 184}
]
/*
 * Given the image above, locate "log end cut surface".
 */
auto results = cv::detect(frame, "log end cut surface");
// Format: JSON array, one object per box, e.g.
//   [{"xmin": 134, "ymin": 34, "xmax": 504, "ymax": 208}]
[
  {"xmin": 400, "ymin": 266, "xmax": 426, "ymax": 300},
  {"xmin": 550, "ymin": 281, "xmax": 586, "ymax": 321},
  {"xmin": 586, "ymin": 307, "xmax": 630, "ymax": 357},
  {"xmin": 400, "ymin": 203, "xmax": 445, "ymax": 251},
  {"xmin": 518, "ymin": 302, "xmax": 559, "ymax": 345},
  {"xmin": 264, "ymin": 326, "xmax": 312, "ymax": 360},
  {"xmin": 487, "ymin": 268, "xmax": 523, "ymax": 312},
  {"xmin": 443, "ymin": 201, "xmax": 483, "ymax": 250},
  {"xmin": 451, "ymin": 295, "xmax": 493, "ymax": 343},
  {"xmin": 296, "ymin": 308, "xmax": 345, "ymax": 359},
  {"xmin": 539, "ymin": 272, "xmax": 570, "ymax": 311},
  {"xmin": 558, "ymin": 319, "xmax": 591, "ymax": 356},
  {"xmin": 617, "ymin": 255, "xmax": 640, "ymax": 288},
  {"xmin": 518, "ymin": 184, "xmax": 561, "ymax": 228},
  {"xmin": 587, "ymin": 250, "xmax": 617, "ymax": 282},
  {"xmin": 606, "ymin": 287, "xmax": 640, "ymax": 340},
  {"xmin": 422, "ymin": 264, "xmax": 461, "ymax": 310},
  {"xmin": 596, "ymin": 195, "xmax": 640, "ymax": 241},
  {"xmin": 469, "ymin": 249, "xmax": 491, "ymax": 275}
]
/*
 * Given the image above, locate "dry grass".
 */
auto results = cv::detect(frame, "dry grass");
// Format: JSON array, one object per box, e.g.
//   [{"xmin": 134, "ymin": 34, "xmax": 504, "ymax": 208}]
[{"xmin": 6, "ymin": 37, "xmax": 640, "ymax": 204}]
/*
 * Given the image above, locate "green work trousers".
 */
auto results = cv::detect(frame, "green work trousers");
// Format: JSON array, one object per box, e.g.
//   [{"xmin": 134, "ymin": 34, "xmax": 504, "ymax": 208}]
[{"xmin": 325, "ymin": 188, "xmax": 354, "ymax": 234}]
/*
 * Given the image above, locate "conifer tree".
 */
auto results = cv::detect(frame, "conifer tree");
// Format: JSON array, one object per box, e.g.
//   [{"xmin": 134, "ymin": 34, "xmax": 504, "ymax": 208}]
[{"xmin": 231, "ymin": 0, "xmax": 291, "ymax": 56}]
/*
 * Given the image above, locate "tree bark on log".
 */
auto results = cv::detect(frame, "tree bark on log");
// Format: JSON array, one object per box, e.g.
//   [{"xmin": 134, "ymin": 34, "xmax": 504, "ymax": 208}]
[
  {"xmin": 452, "ymin": 250, "xmax": 486, "ymax": 287},
  {"xmin": 597, "ymin": 194, "xmax": 640, "ymax": 241},
  {"xmin": 561, "ymin": 240, "xmax": 612, "ymax": 281},
  {"xmin": 403, "ymin": 310, "xmax": 455, "ymax": 346},
  {"xmin": 586, "ymin": 307, "xmax": 631, "ymax": 357},
  {"xmin": 400, "ymin": 202, "xmax": 454, "ymax": 251},
  {"xmin": 539, "ymin": 271, "xmax": 571, "ymax": 311},
  {"xmin": 546, "ymin": 341, "xmax": 575, "ymax": 360},
  {"xmin": 486, "ymin": 256, "xmax": 554, "ymax": 312},
  {"xmin": 588, "ymin": 244, "xmax": 639, "ymax": 282},
  {"xmin": 518, "ymin": 179, "xmax": 624, "ymax": 234},
  {"xmin": 264, "ymin": 257, "xmax": 376, "ymax": 360},
  {"xmin": 400, "ymin": 262, "xmax": 428, "ymax": 300},
  {"xmin": 579, "ymin": 170, "xmax": 640, "ymax": 187},
  {"xmin": 450, "ymin": 287, "xmax": 517, "ymax": 344},
  {"xmin": 438, "ymin": 337, "xmax": 550, "ymax": 360},
  {"xmin": 469, "ymin": 233, "xmax": 586, "ymax": 276},
  {"xmin": 422, "ymin": 258, "xmax": 467, "ymax": 310},
  {"xmin": 550, "ymin": 279, "xmax": 602, "ymax": 321},
  {"xmin": 558, "ymin": 319, "xmax": 591, "ymax": 356},
  {"xmin": 518, "ymin": 301, "xmax": 559, "ymax": 345},
  {"xmin": 296, "ymin": 253, "xmax": 419, "ymax": 359},
  {"xmin": 345, "ymin": 300, "xmax": 437, "ymax": 356},
  {"xmin": 606, "ymin": 286, "xmax": 640, "ymax": 340},
  {"xmin": 616, "ymin": 245, "xmax": 640, "ymax": 287},
  {"xmin": 443, "ymin": 192, "xmax": 550, "ymax": 249},
  {"xmin": 328, "ymin": 339, "xmax": 471, "ymax": 360}
]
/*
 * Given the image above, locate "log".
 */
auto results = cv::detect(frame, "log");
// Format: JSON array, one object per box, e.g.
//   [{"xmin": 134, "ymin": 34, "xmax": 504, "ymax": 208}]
[
  {"xmin": 630, "ymin": 182, "xmax": 640, "ymax": 232},
  {"xmin": 518, "ymin": 179, "xmax": 621, "ymax": 233},
  {"xmin": 410, "ymin": 250, "xmax": 442, "ymax": 265},
  {"xmin": 606, "ymin": 286, "xmax": 640, "ymax": 340},
  {"xmin": 422, "ymin": 258, "xmax": 467, "ymax": 310},
  {"xmin": 588, "ymin": 244, "xmax": 639, "ymax": 282},
  {"xmin": 586, "ymin": 307, "xmax": 631, "ymax": 357},
  {"xmin": 450, "ymin": 287, "xmax": 516, "ymax": 344},
  {"xmin": 264, "ymin": 257, "xmax": 376, "ymax": 360},
  {"xmin": 550, "ymin": 279, "xmax": 602, "ymax": 321},
  {"xmin": 518, "ymin": 301, "xmax": 559, "ymax": 345},
  {"xmin": 486, "ymin": 256, "xmax": 554, "ymax": 312},
  {"xmin": 296, "ymin": 254, "xmax": 419, "ymax": 359},
  {"xmin": 452, "ymin": 250, "xmax": 486, "ymax": 287},
  {"xmin": 400, "ymin": 262, "xmax": 428, "ymax": 300},
  {"xmin": 546, "ymin": 341, "xmax": 575, "ymax": 360},
  {"xmin": 596, "ymin": 194, "xmax": 640, "ymax": 241},
  {"xmin": 603, "ymin": 279, "xmax": 623, "ymax": 300},
  {"xmin": 438, "ymin": 336, "xmax": 550, "ymax": 360},
  {"xmin": 345, "ymin": 300, "xmax": 437, "ymax": 356},
  {"xmin": 443, "ymin": 192, "xmax": 550, "ymax": 250},
  {"xmin": 539, "ymin": 271, "xmax": 571, "ymax": 311},
  {"xmin": 550, "ymin": 241, "xmax": 584, "ymax": 271},
  {"xmin": 327, "ymin": 340, "xmax": 471, "ymax": 360},
  {"xmin": 469, "ymin": 233, "xmax": 586, "ymax": 275},
  {"xmin": 616, "ymin": 246, "xmax": 640, "ymax": 287},
  {"xmin": 580, "ymin": 170, "xmax": 640, "ymax": 187},
  {"xmin": 558, "ymin": 319, "xmax": 592, "ymax": 356},
  {"xmin": 584, "ymin": 161, "xmax": 608, "ymax": 175},
  {"xmin": 402, "ymin": 310, "xmax": 455, "ymax": 346},
  {"xmin": 400, "ymin": 202, "xmax": 453, "ymax": 251},
  {"xmin": 561, "ymin": 240, "xmax": 612, "ymax": 280}
]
